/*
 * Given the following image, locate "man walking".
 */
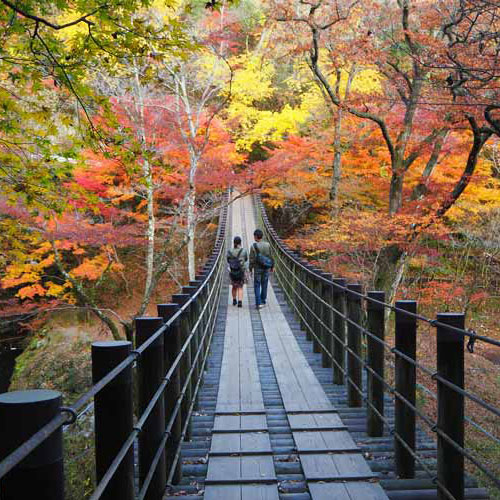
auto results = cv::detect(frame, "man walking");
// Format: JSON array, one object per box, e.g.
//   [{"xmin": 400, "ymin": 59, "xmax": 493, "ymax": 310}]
[{"xmin": 249, "ymin": 229, "xmax": 274, "ymax": 309}]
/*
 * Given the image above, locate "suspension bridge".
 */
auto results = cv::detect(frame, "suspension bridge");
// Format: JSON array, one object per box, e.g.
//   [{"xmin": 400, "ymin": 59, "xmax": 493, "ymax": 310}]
[{"xmin": 0, "ymin": 194, "xmax": 498, "ymax": 500}]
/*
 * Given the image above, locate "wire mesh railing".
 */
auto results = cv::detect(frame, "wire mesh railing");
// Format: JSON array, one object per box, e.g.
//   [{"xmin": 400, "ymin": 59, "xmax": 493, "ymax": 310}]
[
  {"xmin": 255, "ymin": 195, "xmax": 500, "ymax": 500},
  {"xmin": 0, "ymin": 195, "xmax": 229, "ymax": 500}
]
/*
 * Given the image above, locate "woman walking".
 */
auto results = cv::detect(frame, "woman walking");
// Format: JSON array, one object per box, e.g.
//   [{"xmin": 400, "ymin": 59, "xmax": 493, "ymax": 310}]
[{"xmin": 227, "ymin": 236, "xmax": 248, "ymax": 308}]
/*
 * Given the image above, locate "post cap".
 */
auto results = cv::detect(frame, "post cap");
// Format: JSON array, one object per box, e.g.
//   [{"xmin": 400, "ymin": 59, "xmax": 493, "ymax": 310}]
[{"xmin": 366, "ymin": 291, "xmax": 386, "ymax": 311}]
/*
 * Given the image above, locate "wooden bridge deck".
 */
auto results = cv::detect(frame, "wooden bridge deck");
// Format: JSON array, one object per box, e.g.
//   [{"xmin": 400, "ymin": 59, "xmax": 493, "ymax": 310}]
[{"xmin": 168, "ymin": 195, "xmax": 388, "ymax": 500}]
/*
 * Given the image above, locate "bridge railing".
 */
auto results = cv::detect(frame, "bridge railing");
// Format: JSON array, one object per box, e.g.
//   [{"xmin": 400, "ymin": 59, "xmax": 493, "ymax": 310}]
[
  {"xmin": 0, "ymin": 195, "xmax": 228, "ymax": 500},
  {"xmin": 255, "ymin": 195, "xmax": 500, "ymax": 500}
]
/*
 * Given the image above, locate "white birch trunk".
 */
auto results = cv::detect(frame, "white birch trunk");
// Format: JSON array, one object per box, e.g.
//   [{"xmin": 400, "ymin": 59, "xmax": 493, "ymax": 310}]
[
  {"xmin": 186, "ymin": 152, "xmax": 198, "ymax": 280},
  {"xmin": 385, "ymin": 251, "xmax": 408, "ymax": 325},
  {"xmin": 133, "ymin": 60, "xmax": 155, "ymax": 302}
]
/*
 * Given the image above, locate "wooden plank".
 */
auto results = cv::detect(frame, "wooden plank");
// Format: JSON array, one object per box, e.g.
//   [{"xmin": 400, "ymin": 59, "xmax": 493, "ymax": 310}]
[
  {"xmin": 210, "ymin": 432, "xmax": 272, "ymax": 455},
  {"xmin": 344, "ymin": 482, "xmax": 388, "ymax": 499},
  {"xmin": 308, "ymin": 482, "xmax": 351, "ymax": 500},
  {"xmin": 241, "ymin": 432, "xmax": 272, "ymax": 454},
  {"xmin": 215, "ymin": 239, "xmax": 264, "ymax": 415},
  {"xmin": 300, "ymin": 453, "xmax": 376, "ymax": 481},
  {"xmin": 239, "ymin": 317, "xmax": 264, "ymax": 412},
  {"xmin": 213, "ymin": 414, "xmax": 268, "ymax": 432},
  {"xmin": 308, "ymin": 482, "xmax": 388, "ymax": 500},
  {"xmin": 259, "ymin": 313, "xmax": 310, "ymax": 412},
  {"xmin": 258, "ymin": 282, "xmax": 333, "ymax": 413},
  {"xmin": 206, "ymin": 456, "xmax": 240, "ymax": 482},
  {"xmin": 213, "ymin": 415, "xmax": 241, "ymax": 432},
  {"xmin": 204, "ymin": 485, "xmax": 241, "ymax": 500},
  {"xmin": 204, "ymin": 484, "xmax": 280, "ymax": 500},
  {"xmin": 240, "ymin": 455, "xmax": 276, "ymax": 481},
  {"xmin": 206, "ymin": 456, "xmax": 276, "ymax": 483},
  {"xmin": 214, "ymin": 410, "xmax": 267, "ymax": 416},
  {"xmin": 332, "ymin": 452, "xmax": 376, "ymax": 478},
  {"xmin": 210, "ymin": 433, "xmax": 241, "ymax": 454},
  {"xmin": 242, "ymin": 414, "xmax": 268, "ymax": 431},
  {"xmin": 241, "ymin": 484, "xmax": 280, "ymax": 500},
  {"xmin": 293, "ymin": 430, "xmax": 359, "ymax": 453},
  {"xmin": 216, "ymin": 297, "xmax": 241, "ymax": 414},
  {"xmin": 288, "ymin": 413, "xmax": 346, "ymax": 431}
]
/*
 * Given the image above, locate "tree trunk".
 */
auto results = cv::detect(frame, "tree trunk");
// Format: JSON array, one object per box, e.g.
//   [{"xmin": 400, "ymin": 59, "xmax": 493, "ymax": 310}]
[
  {"xmin": 389, "ymin": 170, "xmax": 405, "ymax": 215},
  {"xmin": 330, "ymin": 105, "xmax": 342, "ymax": 201},
  {"xmin": 144, "ymin": 157, "xmax": 155, "ymax": 298},
  {"xmin": 186, "ymin": 188, "xmax": 196, "ymax": 280},
  {"xmin": 330, "ymin": 67, "xmax": 355, "ymax": 202},
  {"xmin": 122, "ymin": 321, "xmax": 134, "ymax": 343},
  {"xmin": 390, "ymin": 75, "xmax": 423, "ymax": 214},
  {"xmin": 411, "ymin": 129, "xmax": 449, "ymax": 200},
  {"xmin": 93, "ymin": 308, "xmax": 123, "ymax": 341},
  {"xmin": 330, "ymin": 148, "xmax": 342, "ymax": 201},
  {"xmin": 330, "ymin": 70, "xmax": 343, "ymax": 201},
  {"xmin": 437, "ymin": 121, "xmax": 493, "ymax": 217},
  {"xmin": 384, "ymin": 251, "xmax": 408, "ymax": 324},
  {"xmin": 133, "ymin": 59, "xmax": 156, "ymax": 308}
]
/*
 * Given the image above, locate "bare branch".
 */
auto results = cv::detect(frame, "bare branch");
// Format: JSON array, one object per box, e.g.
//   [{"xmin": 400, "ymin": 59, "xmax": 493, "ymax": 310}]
[{"xmin": 0, "ymin": 0, "xmax": 104, "ymax": 30}]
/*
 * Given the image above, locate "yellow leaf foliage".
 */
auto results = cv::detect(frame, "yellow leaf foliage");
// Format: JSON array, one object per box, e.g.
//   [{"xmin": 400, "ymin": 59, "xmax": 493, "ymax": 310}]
[{"xmin": 226, "ymin": 55, "xmax": 313, "ymax": 151}]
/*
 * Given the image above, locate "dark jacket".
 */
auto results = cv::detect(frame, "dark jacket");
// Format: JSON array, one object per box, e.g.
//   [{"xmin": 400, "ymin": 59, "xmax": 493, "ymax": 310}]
[{"xmin": 249, "ymin": 240, "xmax": 273, "ymax": 272}]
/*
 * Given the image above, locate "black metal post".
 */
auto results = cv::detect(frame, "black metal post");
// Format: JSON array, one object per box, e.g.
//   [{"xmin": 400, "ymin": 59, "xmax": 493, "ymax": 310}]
[
  {"xmin": 182, "ymin": 286, "xmax": 200, "ymax": 383},
  {"xmin": 347, "ymin": 284, "xmax": 363, "ymax": 407},
  {"xmin": 289, "ymin": 253, "xmax": 300, "ymax": 318},
  {"xmin": 299, "ymin": 265, "xmax": 308, "ymax": 333},
  {"xmin": 437, "ymin": 313, "xmax": 465, "ymax": 500},
  {"xmin": 332, "ymin": 278, "xmax": 347, "ymax": 385},
  {"xmin": 172, "ymin": 294, "xmax": 193, "ymax": 441},
  {"xmin": 92, "ymin": 341, "xmax": 134, "ymax": 500},
  {"xmin": 304, "ymin": 268, "xmax": 313, "ymax": 341},
  {"xmin": 286, "ymin": 253, "xmax": 296, "ymax": 309},
  {"xmin": 394, "ymin": 300, "xmax": 417, "ymax": 479},
  {"xmin": 157, "ymin": 304, "xmax": 183, "ymax": 484},
  {"xmin": 0, "ymin": 390, "xmax": 64, "ymax": 500},
  {"xmin": 320, "ymin": 273, "xmax": 333, "ymax": 368},
  {"xmin": 366, "ymin": 291, "xmax": 385, "ymax": 437},
  {"xmin": 135, "ymin": 317, "xmax": 166, "ymax": 500},
  {"xmin": 311, "ymin": 271, "xmax": 322, "ymax": 354},
  {"xmin": 316, "ymin": 270, "xmax": 325, "ymax": 352},
  {"xmin": 283, "ymin": 250, "xmax": 291, "ymax": 300},
  {"xmin": 194, "ymin": 280, "xmax": 209, "ymax": 353}
]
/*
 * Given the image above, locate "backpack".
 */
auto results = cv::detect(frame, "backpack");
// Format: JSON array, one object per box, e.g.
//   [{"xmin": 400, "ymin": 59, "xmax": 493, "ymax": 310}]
[
  {"xmin": 254, "ymin": 243, "xmax": 274, "ymax": 270},
  {"xmin": 228, "ymin": 248, "xmax": 244, "ymax": 280}
]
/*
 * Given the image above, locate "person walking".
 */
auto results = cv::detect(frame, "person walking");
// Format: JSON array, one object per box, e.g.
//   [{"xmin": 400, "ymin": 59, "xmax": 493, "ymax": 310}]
[
  {"xmin": 249, "ymin": 229, "xmax": 274, "ymax": 309},
  {"xmin": 227, "ymin": 236, "xmax": 248, "ymax": 308}
]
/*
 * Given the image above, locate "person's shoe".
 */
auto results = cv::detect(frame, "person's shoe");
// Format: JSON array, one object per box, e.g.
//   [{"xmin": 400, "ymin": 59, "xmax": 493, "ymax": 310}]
[
  {"xmin": 256, "ymin": 304, "xmax": 261, "ymax": 310},
  {"xmin": 233, "ymin": 298, "xmax": 237, "ymax": 306},
  {"xmin": 238, "ymin": 301, "xmax": 243, "ymax": 308},
  {"xmin": 260, "ymin": 303, "xmax": 266, "ymax": 308}
]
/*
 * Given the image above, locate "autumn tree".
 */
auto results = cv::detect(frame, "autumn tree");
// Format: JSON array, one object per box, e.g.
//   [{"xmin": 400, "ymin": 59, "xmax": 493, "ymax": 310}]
[
  {"xmin": 429, "ymin": 0, "xmax": 500, "ymax": 216},
  {"xmin": 0, "ymin": 0, "xmax": 185, "ymax": 210},
  {"xmin": 270, "ymin": 0, "xmax": 456, "ymax": 213},
  {"xmin": 151, "ymin": 6, "xmax": 246, "ymax": 279},
  {"xmin": 0, "ymin": 2, "xmax": 247, "ymax": 338}
]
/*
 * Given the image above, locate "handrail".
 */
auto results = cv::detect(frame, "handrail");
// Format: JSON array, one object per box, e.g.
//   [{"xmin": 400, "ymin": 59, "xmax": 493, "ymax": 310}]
[
  {"xmin": 255, "ymin": 194, "xmax": 500, "ymax": 500},
  {"xmin": 0, "ymin": 192, "xmax": 229, "ymax": 500}
]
